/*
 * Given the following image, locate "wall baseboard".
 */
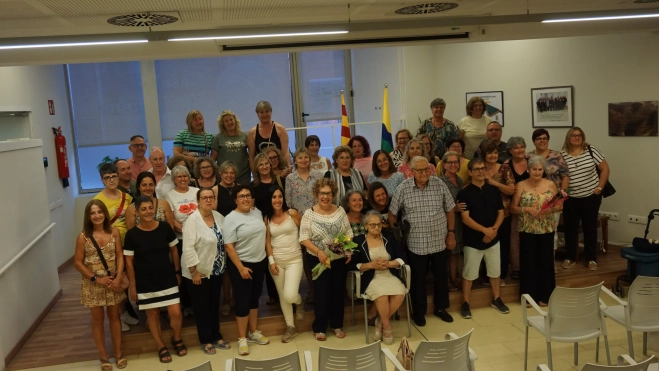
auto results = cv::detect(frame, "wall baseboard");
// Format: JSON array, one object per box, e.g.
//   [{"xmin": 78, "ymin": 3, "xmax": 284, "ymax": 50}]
[
  {"xmin": 4, "ymin": 289, "xmax": 62, "ymax": 367},
  {"xmin": 57, "ymin": 256, "xmax": 74, "ymax": 273}
]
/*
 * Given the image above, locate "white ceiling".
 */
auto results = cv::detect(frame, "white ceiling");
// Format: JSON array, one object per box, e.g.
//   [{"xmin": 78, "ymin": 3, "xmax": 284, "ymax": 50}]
[{"xmin": 1, "ymin": 0, "xmax": 658, "ymax": 66}]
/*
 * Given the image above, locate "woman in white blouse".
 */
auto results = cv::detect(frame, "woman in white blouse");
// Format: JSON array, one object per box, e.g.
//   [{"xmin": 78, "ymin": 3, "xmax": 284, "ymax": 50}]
[
  {"xmin": 457, "ymin": 96, "xmax": 491, "ymax": 159},
  {"xmin": 182, "ymin": 188, "xmax": 230, "ymax": 355}
]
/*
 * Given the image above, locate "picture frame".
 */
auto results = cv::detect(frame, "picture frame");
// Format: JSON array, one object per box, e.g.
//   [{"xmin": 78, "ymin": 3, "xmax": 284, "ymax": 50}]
[
  {"xmin": 466, "ymin": 91, "xmax": 504, "ymax": 126},
  {"xmin": 608, "ymin": 101, "xmax": 658, "ymax": 137},
  {"xmin": 531, "ymin": 86, "xmax": 574, "ymax": 128}
]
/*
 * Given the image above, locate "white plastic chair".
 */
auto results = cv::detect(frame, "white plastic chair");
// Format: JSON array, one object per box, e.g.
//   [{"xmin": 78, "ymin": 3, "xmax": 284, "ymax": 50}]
[
  {"xmin": 226, "ymin": 351, "xmax": 305, "ymax": 371},
  {"xmin": 304, "ymin": 341, "xmax": 406, "ymax": 371},
  {"xmin": 184, "ymin": 360, "xmax": 212, "ymax": 371},
  {"xmin": 602, "ymin": 276, "xmax": 659, "ymax": 359},
  {"xmin": 537, "ymin": 354, "xmax": 656, "ymax": 371},
  {"xmin": 522, "ymin": 282, "xmax": 611, "ymax": 371},
  {"xmin": 412, "ymin": 329, "xmax": 478, "ymax": 371},
  {"xmin": 350, "ymin": 264, "xmax": 411, "ymax": 343}
]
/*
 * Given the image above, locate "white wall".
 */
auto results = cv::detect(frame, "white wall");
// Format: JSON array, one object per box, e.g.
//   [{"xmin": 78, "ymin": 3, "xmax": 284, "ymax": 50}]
[
  {"xmin": 0, "ymin": 65, "xmax": 79, "ymax": 267},
  {"xmin": 430, "ymin": 32, "xmax": 659, "ymax": 244}
]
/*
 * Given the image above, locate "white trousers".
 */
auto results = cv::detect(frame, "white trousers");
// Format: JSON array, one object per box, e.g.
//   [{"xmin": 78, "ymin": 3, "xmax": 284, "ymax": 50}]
[{"xmin": 270, "ymin": 255, "xmax": 304, "ymax": 327}]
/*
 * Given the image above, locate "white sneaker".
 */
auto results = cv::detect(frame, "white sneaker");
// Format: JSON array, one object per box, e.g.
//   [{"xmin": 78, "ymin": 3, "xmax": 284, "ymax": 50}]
[
  {"xmin": 120, "ymin": 311, "xmax": 139, "ymax": 325},
  {"xmin": 121, "ymin": 321, "xmax": 130, "ymax": 332},
  {"xmin": 247, "ymin": 330, "xmax": 270, "ymax": 345},
  {"xmin": 238, "ymin": 338, "xmax": 249, "ymax": 356}
]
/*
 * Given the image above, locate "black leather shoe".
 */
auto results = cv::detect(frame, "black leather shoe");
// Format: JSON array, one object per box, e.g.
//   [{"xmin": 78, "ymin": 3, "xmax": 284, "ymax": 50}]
[
  {"xmin": 434, "ymin": 309, "xmax": 454, "ymax": 323},
  {"xmin": 413, "ymin": 315, "xmax": 426, "ymax": 327}
]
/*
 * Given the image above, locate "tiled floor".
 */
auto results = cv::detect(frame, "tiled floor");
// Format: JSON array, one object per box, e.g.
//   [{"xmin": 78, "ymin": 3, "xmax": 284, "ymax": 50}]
[{"xmin": 24, "ymin": 295, "xmax": 658, "ymax": 371}]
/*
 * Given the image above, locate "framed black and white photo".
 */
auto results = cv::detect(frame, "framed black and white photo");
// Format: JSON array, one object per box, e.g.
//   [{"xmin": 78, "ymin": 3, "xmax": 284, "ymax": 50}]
[
  {"xmin": 466, "ymin": 91, "xmax": 504, "ymax": 126},
  {"xmin": 531, "ymin": 86, "xmax": 574, "ymax": 128}
]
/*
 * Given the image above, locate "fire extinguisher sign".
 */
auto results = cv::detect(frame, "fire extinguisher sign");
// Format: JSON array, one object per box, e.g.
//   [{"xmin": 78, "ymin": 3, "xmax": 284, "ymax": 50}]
[{"xmin": 48, "ymin": 100, "xmax": 55, "ymax": 115}]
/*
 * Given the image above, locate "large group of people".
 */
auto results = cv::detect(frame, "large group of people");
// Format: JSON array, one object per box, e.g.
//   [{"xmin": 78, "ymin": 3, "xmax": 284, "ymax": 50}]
[{"xmin": 75, "ymin": 98, "xmax": 611, "ymax": 369}]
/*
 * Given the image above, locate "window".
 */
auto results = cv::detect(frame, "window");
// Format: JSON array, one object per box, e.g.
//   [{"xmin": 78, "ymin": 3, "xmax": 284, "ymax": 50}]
[
  {"xmin": 67, "ymin": 62, "xmax": 147, "ymax": 191},
  {"xmin": 155, "ymin": 54, "xmax": 295, "ymax": 158}
]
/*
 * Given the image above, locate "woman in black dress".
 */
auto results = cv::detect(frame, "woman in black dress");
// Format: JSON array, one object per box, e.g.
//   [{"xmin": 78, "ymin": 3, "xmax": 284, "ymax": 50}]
[{"xmin": 124, "ymin": 196, "xmax": 185, "ymax": 364}]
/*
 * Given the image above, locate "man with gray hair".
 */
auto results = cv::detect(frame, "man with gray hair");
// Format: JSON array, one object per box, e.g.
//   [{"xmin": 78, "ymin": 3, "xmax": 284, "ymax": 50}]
[
  {"xmin": 128, "ymin": 135, "xmax": 151, "ymax": 181},
  {"xmin": 417, "ymin": 98, "xmax": 459, "ymax": 158},
  {"xmin": 389, "ymin": 156, "xmax": 456, "ymax": 326},
  {"xmin": 473, "ymin": 121, "xmax": 510, "ymax": 162}
]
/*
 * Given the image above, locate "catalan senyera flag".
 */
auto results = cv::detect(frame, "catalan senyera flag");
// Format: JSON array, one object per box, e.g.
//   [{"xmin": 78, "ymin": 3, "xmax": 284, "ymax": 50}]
[
  {"xmin": 340, "ymin": 92, "xmax": 350, "ymax": 145},
  {"xmin": 381, "ymin": 85, "xmax": 394, "ymax": 153}
]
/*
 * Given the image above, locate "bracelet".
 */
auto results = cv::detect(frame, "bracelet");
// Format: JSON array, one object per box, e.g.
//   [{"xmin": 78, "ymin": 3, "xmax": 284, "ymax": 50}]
[{"xmin": 268, "ymin": 256, "xmax": 276, "ymax": 265}]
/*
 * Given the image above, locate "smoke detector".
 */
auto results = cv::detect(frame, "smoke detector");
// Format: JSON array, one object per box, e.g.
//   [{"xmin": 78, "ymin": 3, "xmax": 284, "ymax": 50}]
[
  {"xmin": 394, "ymin": 3, "xmax": 459, "ymax": 15},
  {"xmin": 107, "ymin": 13, "xmax": 178, "ymax": 27}
]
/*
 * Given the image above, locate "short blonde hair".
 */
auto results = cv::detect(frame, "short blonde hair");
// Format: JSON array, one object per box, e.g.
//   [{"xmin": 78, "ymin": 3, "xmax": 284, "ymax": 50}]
[
  {"xmin": 185, "ymin": 110, "xmax": 205, "ymax": 132},
  {"xmin": 292, "ymin": 148, "xmax": 311, "ymax": 170},
  {"xmin": 217, "ymin": 110, "xmax": 243, "ymax": 135}
]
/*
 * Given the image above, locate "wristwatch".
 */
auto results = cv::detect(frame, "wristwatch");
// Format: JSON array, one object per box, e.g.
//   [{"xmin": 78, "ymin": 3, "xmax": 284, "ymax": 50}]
[
  {"xmin": 90, "ymin": 275, "xmax": 97, "ymax": 283},
  {"xmin": 596, "ymin": 187, "xmax": 603, "ymax": 191}
]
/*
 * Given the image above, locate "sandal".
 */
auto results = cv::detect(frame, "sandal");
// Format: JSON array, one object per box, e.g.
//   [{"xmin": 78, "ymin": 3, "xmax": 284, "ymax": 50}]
[
  {"xmin": 315, "ymin": 332, "xmax": 326, "ymax": 341},
  {"xmin": 383, "ymin": 329, "xmax": 394, "ymax": 345},
  {"xmin": 158, "ymin": 347, "xmax": 172, "ymax": 363},
  {"xmin": 202, "ymin": 343, "xmax": 216, "ymax": 355},
  {"xmin": 374, "ymin": 318, "xmax": 382, "ymax": 341},
  {"xmin": 511, "ymin": 271, "xmax": 520, "ymax": 280},
  {"xmin": 332, "ymin": 328, "xmax": 346, "ymax": 339},
  {"xmin": 171, "ymin": 337, "xmax": 187, "ymax": 357},
  {"xmin": 115, "ymin": 353, "xmax": 127, "ymax": 369},
  {"xmin": 214, "ymin": 340, "xmax": 231, "ymax": 350},
  {"xmin": 100, "ymin": 358, "xmax": 113, "ymax": 371}
]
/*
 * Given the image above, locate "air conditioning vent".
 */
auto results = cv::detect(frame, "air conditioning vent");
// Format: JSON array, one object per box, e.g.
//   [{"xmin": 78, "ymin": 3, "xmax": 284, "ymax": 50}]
[
  {"xmin": 394, "ymin": 3, "xmax": 459, "ymax": 15},
  {"xmin": 107, "ymin": 13, "xmax": 178, "ymax": 27}
]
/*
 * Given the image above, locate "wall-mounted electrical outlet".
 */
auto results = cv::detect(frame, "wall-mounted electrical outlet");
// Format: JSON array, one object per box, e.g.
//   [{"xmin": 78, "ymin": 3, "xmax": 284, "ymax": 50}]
[
  {"xmin": 599, "ymin": 211, "xmax": 619, "ymax": 221},
  {"xmin": 628, "ymin": 215, "xmax": 648, "ymax": 225}
]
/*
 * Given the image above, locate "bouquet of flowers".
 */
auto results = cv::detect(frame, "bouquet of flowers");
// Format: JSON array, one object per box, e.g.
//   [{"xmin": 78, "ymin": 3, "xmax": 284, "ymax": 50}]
[
  {"xmin": 541, "ymin": 189, "xmax": 570, "ymax": 210},
  {"xmin": 311, "ymin": 233, "xmax": 358, "ymax": 280}
]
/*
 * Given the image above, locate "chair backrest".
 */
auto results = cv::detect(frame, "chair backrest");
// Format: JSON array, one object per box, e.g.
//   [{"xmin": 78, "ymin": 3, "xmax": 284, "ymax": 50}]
[
  {"xmin": 234, "ymin": 351, "xmax": 302, "ymax": 371},
  {"xmin": 548, "ymin": 282, "xmax": 603, "ymax": 335},
  {"xmin": 183, "ymin": 360, "xmax": 213, "ymax": 371},
  {"xmin": 413, "ymin": 329, "xmax": 474, "ymax": 371},
  {"xmin": 318, "ymin": 341, "xmax": 385, "ymax": 371},
  {"xmin": 580, "ymin": 355, "xmax": 655, "ymax": 371},
  {"xmin": 628, "ymin": 276, "xmax": 659, "ymax": 327}
]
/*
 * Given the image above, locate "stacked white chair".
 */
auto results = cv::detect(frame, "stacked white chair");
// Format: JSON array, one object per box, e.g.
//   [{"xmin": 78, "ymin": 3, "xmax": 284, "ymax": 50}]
[
  {"xmin": 412, "ymin": 329, "xmax": 477, "ymax": 371},
  {"xmin": 304, "ymin": 341, "xmax": 406, "ymax": 371},
  {"xmin": 537, "ymin": 354, "xmax": 656, "ymax": 371}
]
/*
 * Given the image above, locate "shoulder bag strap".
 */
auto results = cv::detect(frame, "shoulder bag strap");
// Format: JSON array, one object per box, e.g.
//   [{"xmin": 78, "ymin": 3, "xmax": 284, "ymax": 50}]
[
  {"xmin": 109, "ymin": 192, "xmax": 126, "ymax": 225},
  {"xmin": 89, "ymin": 235, "xmax": 111, "ymax": 274},
  {"xmin": 587, "ymin": 145, "xmax": 601, "ymax": 175}
]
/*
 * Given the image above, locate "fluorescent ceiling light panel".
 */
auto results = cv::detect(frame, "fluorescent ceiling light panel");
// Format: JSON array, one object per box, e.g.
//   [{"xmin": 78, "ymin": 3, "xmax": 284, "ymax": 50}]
[
  {"xmin": 169, "ymin": 30, "xmax": 348, "ymax": 42},
  {"xmin": 543, "ymin": 13, "xmax": 659, "ymax": 23},
  {"xmin": 0, "ymin": 40, "xmax": 148, "ymax": 50}
]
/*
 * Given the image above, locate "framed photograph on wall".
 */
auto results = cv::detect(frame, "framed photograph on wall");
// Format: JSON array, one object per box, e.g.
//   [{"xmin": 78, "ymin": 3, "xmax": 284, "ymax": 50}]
[
  {"xmin": 466, "ymin": 91, "xmax": 504, "ymax": 126},
  {"xmin": 608, "ymin": 101, "xmax": 658, "ymax": 137},
  {"xmin": 531, "ymin": 86, "xmax": 574, "ymax": 128}
]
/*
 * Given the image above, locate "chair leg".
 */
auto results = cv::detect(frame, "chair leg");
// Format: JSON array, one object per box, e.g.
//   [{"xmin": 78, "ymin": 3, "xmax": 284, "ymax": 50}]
[
  {"xmin": 596, "ymin": 336, "xmax": 600, "ymax": 362},
  {"xmin": 351, "ymin": 275, "xmax": 355, "ymax": 326},
  {"xmin": 406, "ymin": 294, "xmax": 411, "ymax": 337},
  {"xmin": 627, "ymin": 331, "xmax": 634, "ymax": 359},
  {"xmin": 363, "ymin": 298, "xmax": 369, "ymax": 344},
  {"xmin": 573, "ymin": 342, "xmax": 578, "ymax": 365},
  {"xmin": 524, "ymin": 327, "xmax": 529, "ymax": 371},
  {"xmin": 643, "ymin": 332, "xmax": 647, "ymax": 356},
  {"xmin": 604, "ymin": 335, "xmax": 611, "ymax": 365},
  {"xmin": 547, "ymin": 342, "xmax": 553, "ymax": 371}
]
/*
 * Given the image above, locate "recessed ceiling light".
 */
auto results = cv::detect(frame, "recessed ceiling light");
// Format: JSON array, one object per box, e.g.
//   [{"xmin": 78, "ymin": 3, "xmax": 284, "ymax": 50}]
[
  {"xmin": 0, "ymin": 40, "xmax": 148, "ymax": 50},
  {"xmin": 543, "ymin": 13, "xmax": 659, "ymax": 23},
  {"xmin": 168, "ymin": 31, "xmax": 348, "ymax": 42}
]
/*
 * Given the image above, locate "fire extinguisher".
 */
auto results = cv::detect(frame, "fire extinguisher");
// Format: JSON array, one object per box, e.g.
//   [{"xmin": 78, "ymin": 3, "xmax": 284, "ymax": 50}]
[{"xmin": 52, "ymin": 126, "xmax": 70, "ymax": 188}]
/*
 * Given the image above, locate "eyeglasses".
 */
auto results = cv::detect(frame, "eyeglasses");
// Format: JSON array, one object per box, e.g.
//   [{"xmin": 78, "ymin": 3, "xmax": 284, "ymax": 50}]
[
  {"xmin": 570, "ymin": 134, "xmax": 583, "ymax": 138},
  {"xmin": 397, "ymin": 137, "xmax": 410, "ymax": 142},
  {"xmin": 319, "ymin": 191, "xmax": 333, "ymax": 197},
  {"xmin": 268, "ymin": 156, "xmax": 278, "ymax": 161},
  {"xmin": 445, "ymin": 161, "xmax": 459, "ymax": 165},
  {"xmin": 200, "ymin": 165, "xmax": 213, "ymax": 170},
  {"xmin": 130, "ymin": 143, "xmax": 146, "ymax": 148},
  {"xmin": 367, "ymin": 223, "xmax": 382, "ymax": 228},
  {"xmin": 200, "ymin": 196, "xmax": 216, "ymax": 201},
  {"xmin": 412, "ymin": 167, "xmax": 430, "ymax": 173},
  {"xmin": 535, "ymin": 137, "xmax": 549, "ymax": 142},
  {"xmin": 471, "ymin": 167, "xmax": 486, "ymax": 172},
  {"xmin": 236, "ymin": 194, "xmax": 252, "ymax": 200},
  {"xmin": 102, "ymin": 175, "xmax": 119, "ymax": 181},
  {"xmin": 175, "ymin": 175, "xmax": 189, "ymax": 179}
]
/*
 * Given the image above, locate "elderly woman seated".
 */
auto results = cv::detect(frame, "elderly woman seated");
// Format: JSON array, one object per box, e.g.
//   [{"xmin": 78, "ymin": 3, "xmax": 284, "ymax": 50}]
[{"xmin": 352, "ymin": 210, "xmax": 407, "ymax": 345}]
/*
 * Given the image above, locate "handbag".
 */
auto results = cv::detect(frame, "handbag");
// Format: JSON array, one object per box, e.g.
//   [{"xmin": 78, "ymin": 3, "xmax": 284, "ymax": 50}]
[
  {"xmin": 396, "ymin": 336, "xmax": 414, "ymax": 370},
  {"xmin": 89, "ymin": 235, "xmax": 129, "ymax": 292},
  {"xmin": 587, "ymin": 145, "xmax": 616, "ymax": 198}
]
